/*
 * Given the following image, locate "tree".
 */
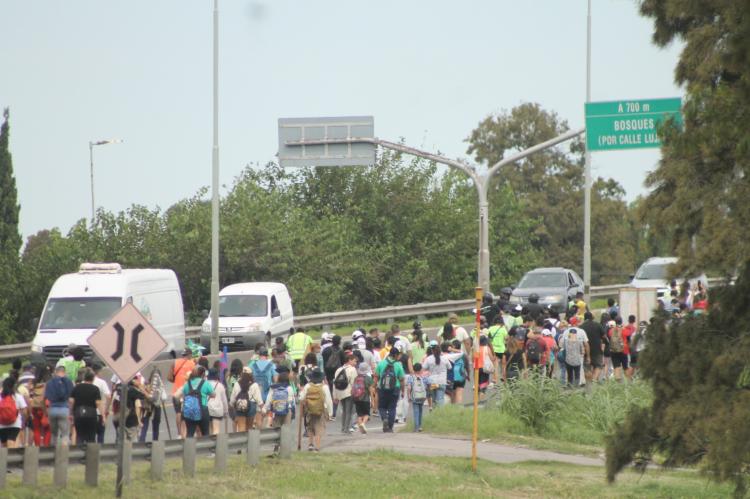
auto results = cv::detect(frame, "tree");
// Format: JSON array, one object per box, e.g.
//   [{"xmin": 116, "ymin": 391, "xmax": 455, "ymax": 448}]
[
  {"xmin": 465, "ymin": 103, "xmax": 636, "ymax": 283},
  {"xmin": 638, "ymin": 0, "xmax": 750, "ymax": 278},
  {"xmin": 0, "ymin": 108, "xmax": 22, "ymax": 342}
]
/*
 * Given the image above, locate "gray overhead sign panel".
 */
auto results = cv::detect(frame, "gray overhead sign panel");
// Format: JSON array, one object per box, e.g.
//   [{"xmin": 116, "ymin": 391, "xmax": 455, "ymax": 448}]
[{"xmin": 278, "ymin": 116, "xmax": 376, "ymax": 167}]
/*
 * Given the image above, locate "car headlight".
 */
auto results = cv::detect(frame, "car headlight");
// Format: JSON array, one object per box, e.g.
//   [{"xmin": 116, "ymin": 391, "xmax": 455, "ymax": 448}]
[
  {"xmin": 509, "ymin": 296, "xmax": 522, "ymax": 304},
  {"xmin": 541, "ymin": 294, "xmax": 564, "ymax": 304},
  {"xmin": 31, "ymin": 344, "xmax": 43, "ymax": 353}
]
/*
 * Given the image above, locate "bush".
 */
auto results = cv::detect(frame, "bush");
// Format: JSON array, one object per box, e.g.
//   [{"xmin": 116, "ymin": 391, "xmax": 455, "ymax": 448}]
[{"xmin": 494, "ymin": 372, "xmax": 566, "ymax": 433}]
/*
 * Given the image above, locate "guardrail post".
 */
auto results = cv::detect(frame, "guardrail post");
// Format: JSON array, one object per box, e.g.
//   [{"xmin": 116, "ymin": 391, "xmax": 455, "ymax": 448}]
[
  {"xmin": 53, "ymin": 443, "xmax": 69, "ymax": 487},
  {"xmin": 150, "ymin": 441, "xmax": 165, "ymax": 480},
  {"xmin": 183, "ymin": 437, "xmax": 196, "ymax": 477},
  {"xmin": 0, "ymin": 447, "xmax": 7, "ymax": 488},
  {"xmin": 279, "ymin": 423, "xmax": 293, "ymax": 459},
  {"xmin": 214, "ymin": 432, "xmax": 228, "ymax": 472},
  {"xmin": 122, "ymin": 439, "xmax": 132, "ymax": 486},
  {"xmin": 22, "ymin": 445, "xmax": 39, "ymax": 486},
  {"xmin": 246, "ymin": 430, "xmax": 260, "ymax": 466},
  {"xmin": 85, "ymin": 443, "xmax": 100, "ymax": 487}
]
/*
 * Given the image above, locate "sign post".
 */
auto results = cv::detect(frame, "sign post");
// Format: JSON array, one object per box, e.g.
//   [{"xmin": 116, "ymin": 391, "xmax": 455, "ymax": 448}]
[
  {"xmin": 585, "ymin": 97, "xmax": 682, "ymax": 151},
  {"xmin": 471, "ymin": 286, "xmax": 482, "ymax": 472},
  {"xmin": 87, "ymin": 303, "xmax": 168, "ymax": 498}
]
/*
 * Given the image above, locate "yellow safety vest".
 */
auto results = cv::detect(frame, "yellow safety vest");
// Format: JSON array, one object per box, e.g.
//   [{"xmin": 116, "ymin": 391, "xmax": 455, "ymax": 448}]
[{"xmin": 287, "ymin": 333, "xmax": 311, "ymax": 360}]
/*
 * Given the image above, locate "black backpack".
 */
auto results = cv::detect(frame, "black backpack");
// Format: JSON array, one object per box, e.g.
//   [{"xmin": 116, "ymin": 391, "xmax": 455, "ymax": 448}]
[
  {"xmin": 325, "ymin": 347, "xmax": 342, "ymax": 372},
  {"xmin": 527, "ymin": 338, "xmax": 542, "ymax": 363},
  {"xmin": 333, "ymin": 368, "xmax": 349, "ymax": 390},
  {"xmin": 379, "ymin": 361, "xmax": 397, "ymax": 390}
]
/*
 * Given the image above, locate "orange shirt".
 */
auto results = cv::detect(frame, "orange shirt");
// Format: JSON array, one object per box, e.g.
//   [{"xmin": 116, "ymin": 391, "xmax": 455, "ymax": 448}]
[{"xmin": 171, "ymin": 358, "xmax": 195, "ymax": 395}]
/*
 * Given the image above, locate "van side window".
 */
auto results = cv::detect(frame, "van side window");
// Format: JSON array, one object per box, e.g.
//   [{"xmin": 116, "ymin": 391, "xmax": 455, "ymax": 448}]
[{"xmin": 271, "ymin": 295, "xmax": 279, "ymax": 316}]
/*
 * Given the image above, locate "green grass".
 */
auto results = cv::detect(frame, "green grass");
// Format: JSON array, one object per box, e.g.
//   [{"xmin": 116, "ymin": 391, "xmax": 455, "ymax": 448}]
[
  {"xmin": 420, "ymin": 379, "xmax": 652, "ymax": 457},
  {"xmin": 3, "ymin": 449, "xmax": 731, "ymax": 498}
]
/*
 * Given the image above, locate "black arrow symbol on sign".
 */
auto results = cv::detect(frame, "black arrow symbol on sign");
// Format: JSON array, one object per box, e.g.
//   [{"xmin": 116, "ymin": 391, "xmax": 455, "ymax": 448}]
[
  {"xmin": 130, "ymin": 324, "xmax": 144, "ymax": 362},
  {"xmin": 112, "ymin": 322, "xmax": 125, "ymax": 361}
]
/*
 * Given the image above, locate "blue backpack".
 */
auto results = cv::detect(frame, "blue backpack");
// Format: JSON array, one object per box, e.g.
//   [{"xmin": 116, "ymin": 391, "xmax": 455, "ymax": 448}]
[
  {"xmin": 270, "ymin": 385, "xmax": 290, "ymax": 416},
  {"xmin": 452, "ymin": 356, "xmax": 466, "ymax": 383},
  {"xmin": 252, "ymin": 361, "xmax": 274, "ymax": 400},
  {"xmin": 182, "ymin": 379, "xmax": 205, "ymax": 422}
]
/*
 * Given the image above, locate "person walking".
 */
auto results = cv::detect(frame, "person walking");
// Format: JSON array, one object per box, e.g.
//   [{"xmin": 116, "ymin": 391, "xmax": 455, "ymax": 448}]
[
  {"xmin": 30, "ymin": 366, "xmax": 51, "ymax": 447},
  {"xmin": 299, "ymin": 369, "xmax": 332, "ymax": 452},
  {"xmin": 286, "ymin": 327, "xmax": 314, "ymax": 372},
  {"xmin": 139, "ymin": 368, "xmax": 166, "ymax": 442},
  {"xmin": 69, "ymin": 369, "xmax": 101, "ymax": 445},
  {"xmin": 560, "ymin": 327, "xmax": 587, "ymax": 387},
  {"xmin": 181, "ymin": 366, "xmax": 215, "ymax": 438},
  {"xmin": 351, "ymin": 363, "xmax": 374, "ymax": 434},
  {"xmin": 407, "ymin": 363, "xmax": 428, "ymax": 432},
  {"xmin": 375, "ymin": 347, "xmax": 405, "ymax": 433},
  {"xmin": 169, "ymin": 348, "xmax": 195, "ymax": 439},
  {"xmin": 0, "ymin": 377, "xmax": 27, "ymax": 449},
  {"xmin": 487, "ymin": 316, "xmax": 509, "ymax": 383},
  {"xmin": 44, "ymin": 365, "xmax": 74, "ymax": 446},
  {"xmin": 206, "ymin": 368, "xmax": 229, "ymax": 434},
  {"xmin": 332, "ymin": 354, "xmax": 358, "ymax": 434},
  {"xmin": 229, "ymin": 368, "xmax": 262, "ymax": 431},
  {"xmin": 90, "ymin": 362, "xmax": 111, "ymax": 444}
]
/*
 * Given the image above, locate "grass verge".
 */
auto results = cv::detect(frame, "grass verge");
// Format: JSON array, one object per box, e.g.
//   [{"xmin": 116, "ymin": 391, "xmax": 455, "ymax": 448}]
[{"xmin": 3, "ymin": 449, "xmax": 730, "ymax": 498}]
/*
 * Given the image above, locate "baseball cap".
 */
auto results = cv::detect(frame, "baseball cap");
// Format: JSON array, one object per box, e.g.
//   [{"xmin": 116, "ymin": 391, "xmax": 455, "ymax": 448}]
[
  {"xmin": 258, "ymin": 347, "xmax": 269, "ymax": 356},
  {"xmin": 429, "ymin": 340, "xmax": 439, "ymax": 347},
  {"xmin": 352, "ymin": 330, "xmax": 364, "ymax": 340},
  {"xmin": 321, "ymin": 332, "xmax": 333, "ymax": 342},
  {"xmin": 448, "ymin": 313, "xmax": 459, "ymax": 320}
]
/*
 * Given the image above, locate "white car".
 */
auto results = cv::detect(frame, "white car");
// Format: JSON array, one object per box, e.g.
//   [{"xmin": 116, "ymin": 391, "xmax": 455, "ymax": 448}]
[{"xmin": 630, "ymin": 257, "xmax": 707, "ymax": 299}]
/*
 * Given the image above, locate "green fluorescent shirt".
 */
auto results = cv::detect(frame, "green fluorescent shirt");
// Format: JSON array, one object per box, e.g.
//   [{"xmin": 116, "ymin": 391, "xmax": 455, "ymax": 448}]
[
  {"xmin": 375, "ymin": 358, "xmax": 406, "ymax": 389},
  {"xmin": 488, "ymin": 325, "xmax": 509, "ymax": 353}
]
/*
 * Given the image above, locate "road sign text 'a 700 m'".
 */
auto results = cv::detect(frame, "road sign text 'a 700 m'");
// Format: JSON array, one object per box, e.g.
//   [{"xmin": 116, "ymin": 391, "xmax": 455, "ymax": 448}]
[
  {"xmin": 585, "ymin": 97, "xmax": 682, "ymax": 151},
  {"xmin": 87, "ymin": 303, "xmax": 167, "ymax": 383}
]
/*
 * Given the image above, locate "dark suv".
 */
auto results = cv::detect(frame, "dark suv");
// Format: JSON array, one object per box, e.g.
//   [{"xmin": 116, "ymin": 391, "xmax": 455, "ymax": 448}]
[{"xmin": 509, "ymin": 267, "xmax": 584, "ymax": 313}]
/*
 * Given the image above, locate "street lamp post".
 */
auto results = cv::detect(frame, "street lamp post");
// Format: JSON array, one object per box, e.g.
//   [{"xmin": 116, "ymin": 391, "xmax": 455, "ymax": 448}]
[
  {"xmin": 283, "ymin": 129, "xmax": 583, "ymax": 293},
  {"xmin": 209, "ymin": 0, "xmax": 221, "ymax": 355},
  {"xmin": 88, "ymin": 139, "xmax": 123, "ymax": 223}
]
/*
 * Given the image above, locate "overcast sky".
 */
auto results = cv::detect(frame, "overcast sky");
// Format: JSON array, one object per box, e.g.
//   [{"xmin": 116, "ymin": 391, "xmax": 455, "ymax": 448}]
[{"xmin": 0, "ymin": 0, "xmax": 682, "ymax": 240}]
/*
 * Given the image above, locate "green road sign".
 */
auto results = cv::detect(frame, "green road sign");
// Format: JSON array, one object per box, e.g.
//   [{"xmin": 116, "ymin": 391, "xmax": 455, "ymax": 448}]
[{"xmin": 585, "ymin": 97, "xmax": 682, "ymax": 151}]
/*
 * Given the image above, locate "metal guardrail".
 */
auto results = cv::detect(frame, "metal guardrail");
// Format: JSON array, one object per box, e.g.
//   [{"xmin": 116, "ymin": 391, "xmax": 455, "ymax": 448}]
[
  {"xmin": 0, "ymin": 277, "xmax": 727, "ymax": 360},
  {"xmin": 0, "ymin": 426, "xmax": 290, "ymax": 490}
]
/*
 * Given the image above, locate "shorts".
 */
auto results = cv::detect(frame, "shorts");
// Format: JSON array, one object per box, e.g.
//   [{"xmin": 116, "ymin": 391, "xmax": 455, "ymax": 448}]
[
  {"xmin": 210, "ymin": 416, "xmax": 224, "ymax": 421},
  {"xmin": 452, "ymin": 380, "xmax": 466, "ymax": 389},
  {"xmin": 590, "ymin": 351, "xmax": 604, "ymax": 369},
  {"xmin": 0, "ymin": 427, "xmax": 20, "ymax": 443},
  {"xmin": 630, "ymin": 353, "xmax": 639, "ymax": 366},
  {"xmin": 611, "ymin": 352, "xmax": 629, "ymax": 369},
  {"xmin": 307, "ymin": 414, "xmax": 326, "ymax": 436},
  {"xmin": 173, "ymin": 396, "xmax": 182, "ymax": 414},
  {"xmin": 354, "ymin": 400, "xmax": 370, "ymax": 417}
]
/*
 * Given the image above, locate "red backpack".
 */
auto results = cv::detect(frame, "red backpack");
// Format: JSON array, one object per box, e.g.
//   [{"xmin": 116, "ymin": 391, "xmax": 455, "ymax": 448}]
[
  {"xmin": 0, "ymin": 394, "xmax": 18, "ymax": 425},
  {"xmin": 351, "ymin": 374, "xmax": 367, "ymax": 401}
]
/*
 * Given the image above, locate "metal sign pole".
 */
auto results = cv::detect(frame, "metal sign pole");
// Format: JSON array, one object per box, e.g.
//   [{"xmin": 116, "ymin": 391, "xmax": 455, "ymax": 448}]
[
  {"xmin": 115, "ymin": 381, "xmax": 129, "ymax": 498},
  {"xmin": 472, "ymin": 286, "xmax": 482, "ymax": 472}
]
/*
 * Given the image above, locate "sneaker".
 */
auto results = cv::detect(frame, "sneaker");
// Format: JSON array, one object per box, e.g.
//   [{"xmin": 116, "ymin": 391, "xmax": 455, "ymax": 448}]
[
  {"xmin": 382, "ymin": 421, "xmax": 389, "ymax": 433},
  {"xmin": 331, "ymin": 416, "xmax": 336, "ymax": 422},
  {"xmin": 308, "ymin": 444, "xmax": 314, "ymax": 452},
  {"xmin": 313, "ymin": 448, "xmax": 320, "ymax": 453},
  {"xmin": 417, "ymin": 427, "xmax": 423, "ymax": 433},
  {"xmin": 348, "ymin": 427, "xmax": 355, "ymax": 434},
  {"xmin": 359, "ymin": 423, "xmax": 367, "ymax": 434}
]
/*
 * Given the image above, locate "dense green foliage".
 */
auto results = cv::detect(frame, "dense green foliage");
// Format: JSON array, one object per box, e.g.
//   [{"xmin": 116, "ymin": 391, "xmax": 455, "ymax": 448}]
[
  {"xmin": 638, "ymin": 0, "xmax": 750, "ymax": 278},
  {"xmin": 6, "ymin": 104, "xmax": 640, "ymax": 342},
  {"xmin": 0, "ymin": 109, "xmax": 22, "ymax": 343}
]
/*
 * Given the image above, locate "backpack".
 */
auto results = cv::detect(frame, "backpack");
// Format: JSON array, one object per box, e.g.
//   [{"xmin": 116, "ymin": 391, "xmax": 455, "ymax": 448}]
[
  {"xmin": 379, "ymin": 361, "xmax": 397, "ymax": 390},
  {"xmin": 0, "ymin": 394, "xmax": 18, "ymax": 425},
  {"xmin": 610, "ymin": 327, "xmax": 625, "ymax": 353},
  {"xmin": 45, "ymin": 376, "xmax": 69, "ymax": 404},
  {"xmin": 452, "ymin": 356, "xmax": 466, "ymax": 383},
  {"xmin": 207, "ymin": 381, "xmax": 224, "ymax": 418},
  {"xmin": 527, "ymin": 338, "xmax": 542, "ymax": 363},
  {"xmin": 62, "ymin": 358, "xmax": 83, "ymax": 383},
  {"xmin": 351, "ymin": 374, "xmax": 367, "ymax": 401},
  {"xmin": 182, "ymin": 379, "xmax": 205, "ymax": 422},
  {"xmin": 252, "ymin": 362, "xmax": 274, "ymax": 397},
  {"xmin": 31, "ymin": 383, "xmax": 46, "ymax": 410},
  {"xmin": 234, "ymin": 388, "xmax": 257, "ymax": 417},
  {"xmin": 325, "ymin": 348, "xmax": 342, "ymax": 372},
  {"xmin": 271, "ymin": 385, "xmax": 290, "ymax": 416},
  {"xmin": 411, "ymin": 377, "xmax": 427, "ymax": 403},
  {"xmin": 334, "ymin": 368, "xmax": 350, "ymax": 391},
  {"xmin": 305, "ymin": 384, "xmax": 325, "ymax": 416}
]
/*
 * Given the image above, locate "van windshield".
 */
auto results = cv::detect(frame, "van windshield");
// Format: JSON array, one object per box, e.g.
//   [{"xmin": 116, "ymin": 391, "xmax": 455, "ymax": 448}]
[
  {"xmin": 219, "ymin": 295, "xmax": 267, "ymax": 317},
  {"xmin": 40, "ymin": 297, "xmax": 122, "ymax": 330},
  {"xmin": 635, "ymin": 263, "xmax": 670, "ymax": 280}
]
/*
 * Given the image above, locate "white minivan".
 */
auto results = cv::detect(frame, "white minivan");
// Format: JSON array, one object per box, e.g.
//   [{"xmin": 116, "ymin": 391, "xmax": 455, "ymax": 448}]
[
  {"xmin": 30, "ymin": 263, "xmax": 186, "ymax": 365},
  {"xmin": 200, "ymin": 282, "xmax": 294, "ymax": 353},
  {"xmin": 630, "ymin": 256, "xmax": 707, "ymax": 299}
]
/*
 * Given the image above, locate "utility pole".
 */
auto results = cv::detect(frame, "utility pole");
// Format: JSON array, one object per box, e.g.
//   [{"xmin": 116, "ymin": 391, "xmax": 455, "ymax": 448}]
[
  {"xmin": 583, "ymin": 0, "xmax": 593, "ymax": 301},
  {"xmin": 210, "ymin": 0, "xmax": 220, "ymax": 354}
]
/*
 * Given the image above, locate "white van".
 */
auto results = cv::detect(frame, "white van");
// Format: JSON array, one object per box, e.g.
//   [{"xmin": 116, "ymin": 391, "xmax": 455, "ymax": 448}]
[
  {"xmin": 30, "ymin": 263, "xmax": 186, "ymax": 365},
  {"xmin": 630, "ymin": 257, "xmax": 707, "ymax": 299},
  {"xmin": 200, "ymin": 282, "xmax": 294, "ymax": 353}
]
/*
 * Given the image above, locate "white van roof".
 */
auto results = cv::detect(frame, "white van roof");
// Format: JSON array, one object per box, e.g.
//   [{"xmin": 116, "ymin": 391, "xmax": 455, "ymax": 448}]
[
  {"xmin": 219, "ymin": 282, "xmax": 288, "ymax": 296},
  {"xmin": 49, "ymin": 264, "xmax": 179, "ymax": 299}
]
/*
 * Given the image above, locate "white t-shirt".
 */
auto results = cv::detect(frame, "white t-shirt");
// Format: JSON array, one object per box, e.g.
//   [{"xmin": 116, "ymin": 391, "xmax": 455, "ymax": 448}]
[
  {"xmin": 93, "ymin": 376, "xmax": 111, "ymax": 415},
  {"xmin": 393, "ymin": 335, "xmax": 411, "ymax": 354},
  {"xmin": 0, "ymin": 394, "xmax": 27, "ymax": 429},
  {"xmin": 421, "ymin": 352, "xmax": 463, "ymax": 386},
  {"xmin": 454, "ymin": 327, "xmax": 470, "ymax": 352}
]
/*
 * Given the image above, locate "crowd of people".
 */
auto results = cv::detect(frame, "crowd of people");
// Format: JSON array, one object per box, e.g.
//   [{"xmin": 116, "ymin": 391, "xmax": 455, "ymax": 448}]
[{"xmin": 0, "ymin": 280, "xmax": 710, "ymax": 451}]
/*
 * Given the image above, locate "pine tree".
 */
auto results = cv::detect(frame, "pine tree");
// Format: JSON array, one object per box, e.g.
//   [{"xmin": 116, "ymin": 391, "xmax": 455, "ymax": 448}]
[{"xmin": 0, "ymin": 108, "xmax": 22, "ymax": 342}]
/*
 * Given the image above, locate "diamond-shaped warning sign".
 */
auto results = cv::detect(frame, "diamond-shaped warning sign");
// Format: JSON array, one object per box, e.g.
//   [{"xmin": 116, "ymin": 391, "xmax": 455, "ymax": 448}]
[{"xmin": 87, "ymin": 303, "xmax": 167, "ymax": 383}]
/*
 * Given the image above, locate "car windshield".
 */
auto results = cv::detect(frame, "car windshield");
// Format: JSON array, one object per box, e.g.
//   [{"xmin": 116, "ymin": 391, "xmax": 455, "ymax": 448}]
[
  {"xmin": 40, "ymin": 297, "xmax": 122, "ymax": 330},
  {"xmin": 635, "ymin": 263, "xmax": 670, "ymax": 280},
  {"xmin": 219, "ymin": 295, "xmax": 267, "ymax": 317},
  {"xmin": 518, "ymin": 273, "xmax": 567, "ymax": 288}
]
